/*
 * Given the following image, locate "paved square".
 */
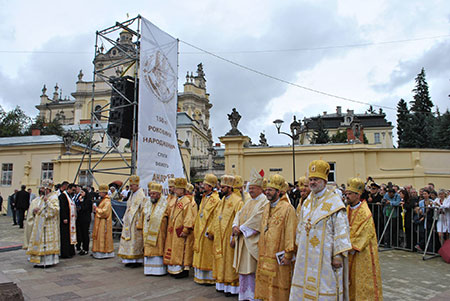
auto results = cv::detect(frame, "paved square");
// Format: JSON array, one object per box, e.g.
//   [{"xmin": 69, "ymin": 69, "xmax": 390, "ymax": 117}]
[{"xmin": 1, "ymin": 216, "xmax": 449, "ymax": 300}]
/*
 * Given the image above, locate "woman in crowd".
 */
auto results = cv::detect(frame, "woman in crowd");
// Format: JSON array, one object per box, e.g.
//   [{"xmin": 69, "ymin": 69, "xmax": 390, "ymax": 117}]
[
  {"xmin": 434, "ymin": 189, "xmax": 449, "ymax": 247},
  {"xmin": 400, "ymin": 189, "xmax": 414, "ymax": 250},
  {"xmin": 76, "ymin": 188, "xmax": 93, "ymax": 255}
]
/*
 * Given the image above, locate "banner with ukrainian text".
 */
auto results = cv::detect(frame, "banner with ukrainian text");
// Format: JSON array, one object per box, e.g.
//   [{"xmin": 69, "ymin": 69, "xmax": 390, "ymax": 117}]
[{"xmin": 137, "ymin": 17, "xmax": 184, "ymax": 192}]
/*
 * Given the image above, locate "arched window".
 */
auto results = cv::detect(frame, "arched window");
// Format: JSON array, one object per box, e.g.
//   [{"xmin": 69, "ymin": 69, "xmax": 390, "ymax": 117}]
[{"xmin": 94, "ymin": 105, "xmax": 102, "ymax": 120}]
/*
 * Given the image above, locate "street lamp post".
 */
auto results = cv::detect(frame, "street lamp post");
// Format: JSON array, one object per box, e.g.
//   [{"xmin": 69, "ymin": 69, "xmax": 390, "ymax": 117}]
[{"xmin": 273, "ymin": 116, "xmax": 302, "ymax": 184}]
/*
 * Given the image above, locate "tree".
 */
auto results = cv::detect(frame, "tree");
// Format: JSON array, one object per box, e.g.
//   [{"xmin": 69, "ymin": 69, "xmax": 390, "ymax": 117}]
[
  {"xmin": 410, "ymin": 68, "xmax": 433, "ymax": 113},
  {"xmin": 27, "ymin": 116, "xmax": 64, "ymax": 136},
  {"xmin": 330, "ymin": 130, "xmax": 347, "ymax": 143},
  {"xmin": 433, "ymin": 110, "xmax": 450, "ymax": 149},
  {"xmin": 0, "ymin": 106, "xmax": 31, "ymax": 137},
  {"xmin": 311, "ymin": 117, "xmax": 330, "ymax": 144},
  {"xmin": 396, "ymin": 99, "xmax": 414, "ymax": 147},
  {"xmin": 407, "ymin": 68, "xmax": 436, "ymax": 148}
]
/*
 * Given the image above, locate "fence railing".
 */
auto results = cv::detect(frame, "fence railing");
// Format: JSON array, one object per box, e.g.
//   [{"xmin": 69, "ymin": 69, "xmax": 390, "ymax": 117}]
[{"xmin": 368, "ymin": 202, "xmax": 447, "ymax": 260}]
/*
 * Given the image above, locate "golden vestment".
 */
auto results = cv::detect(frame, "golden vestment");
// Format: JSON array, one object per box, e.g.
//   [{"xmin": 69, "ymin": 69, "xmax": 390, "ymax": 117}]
[
  {"xmin": 347, "ymin": 201, "xmax": 383, "ymax": 301},
  {"xmin": 290, "ymin": 188, "xmax": 352, "ymax": 301},
  {"xmin": 212, "ymin": 192, "xmax": 243, "ymax": 288},
  {"xmin": 118, "ymin": 187, "xmax": 145, "ymax": 260},
  {"xmin": 163, "ymin": 195, "xmax": 196, "ymax": 271},
  {"xmin": 142, "ymin": 196, "xmax": 168, "ymax": 257},
  {"xmin": 92, "ymin": 196, "xmax": 114, "ymax": 254},
  {"xmin": 255, "ymin": 194, "xmax": 297, "ymax": 301},
  {"xmin": 23, "ymin": 196, "xmax": 41, "ymax": 250},
  {"xmin": 26, "ymin": 192, "xmax": 60, "ymax": 264},
  {"xmin": 233, "ymin": 193, "xmax": 268, "ymax": 274},
  {"xmin": 193, "ymin": 191, "xmax": 221, "ymax": 283}
]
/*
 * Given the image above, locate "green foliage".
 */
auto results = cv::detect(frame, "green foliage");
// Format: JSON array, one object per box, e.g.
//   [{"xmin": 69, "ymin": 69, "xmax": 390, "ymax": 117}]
[
  {"xmin": 0, "ymin": 106, "xmax": 31, "ymax": 137},
  {"xmin": 410, "ymin": 68, "xmax": 433, "ymax": 113},
  {"xmin": 433, "ymin": 110, "xmax": 450, "ymax": 149},
  {"xmin": 27, "ymin": 116, "xmax": 64, "ymax": 136},
  {"xmin": 311, "ymin": 117, "xmax": 330, "ymax": 144},
  {"xmin": 330, "ymin": 130, "xmax": 347, "ymax": 143}
]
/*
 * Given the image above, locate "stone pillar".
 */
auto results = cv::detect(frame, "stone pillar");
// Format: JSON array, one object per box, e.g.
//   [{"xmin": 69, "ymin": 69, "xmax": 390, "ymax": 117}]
[{"xmin": 219, "ymin": 135, "xmax": 249, "ymax": 176}]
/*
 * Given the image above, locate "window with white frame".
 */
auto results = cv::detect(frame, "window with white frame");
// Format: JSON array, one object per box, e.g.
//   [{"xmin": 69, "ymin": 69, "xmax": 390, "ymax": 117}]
[
  {"xmin": 41, "ymin": 162, "xmax": 54, "ymax": 182},
  {"xmin": 1, "ymin": 163, "xmax": 13, "ymax": 186},
  {"xmin": 374, "ymin": 133, "xmax": 381, "ymax": 144},
  {"xmin": 327, "ymin": 162, "xmax": 336, "ymax": 183}
]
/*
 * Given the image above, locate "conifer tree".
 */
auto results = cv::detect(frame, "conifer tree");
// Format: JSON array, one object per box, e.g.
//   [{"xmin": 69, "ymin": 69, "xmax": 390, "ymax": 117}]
[
  {"xmin": 396, "ymin": 99, "xmax": 414, "ymax": 147},
  {"xmin": 311, "ymin": 117, "xmax": 330, "ymax": 144}
]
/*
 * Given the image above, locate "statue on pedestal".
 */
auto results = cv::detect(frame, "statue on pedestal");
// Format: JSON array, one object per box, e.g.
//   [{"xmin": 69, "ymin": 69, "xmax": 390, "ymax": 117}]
[{"xmin": 226, "ymin": 108, "xmax": 243, "ymax": 136}]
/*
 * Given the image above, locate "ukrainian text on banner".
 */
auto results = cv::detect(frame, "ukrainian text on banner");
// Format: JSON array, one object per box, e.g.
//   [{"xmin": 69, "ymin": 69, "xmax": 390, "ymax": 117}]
[{"xmin": 137, "ymin": 17, "xmax": 184, "ymax": 192}]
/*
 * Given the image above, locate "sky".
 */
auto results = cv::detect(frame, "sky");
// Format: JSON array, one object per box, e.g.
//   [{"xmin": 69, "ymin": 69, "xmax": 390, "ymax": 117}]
[{"xmin": 0, "ymin": 0, "xmax": 449, "ymax": 146}]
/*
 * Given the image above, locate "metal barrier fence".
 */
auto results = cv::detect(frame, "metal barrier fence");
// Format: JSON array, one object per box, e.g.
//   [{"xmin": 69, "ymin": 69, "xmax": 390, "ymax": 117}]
[{"xmin": 368, "ymin": 203, "xmax": 447, "ymax": 260}]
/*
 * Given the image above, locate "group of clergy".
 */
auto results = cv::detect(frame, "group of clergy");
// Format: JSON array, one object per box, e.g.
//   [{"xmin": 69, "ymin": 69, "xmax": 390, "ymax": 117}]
[
  {"xmin": 23, "ymin": 180, "xmax": 115, "ymax": 266},
  {"xmin": 22, "ymin": 158, "xmax": 383, "ymax": 300},
  {"xmin": 116, "ymin": 159, "xmax": 383, "ymax": 301}
]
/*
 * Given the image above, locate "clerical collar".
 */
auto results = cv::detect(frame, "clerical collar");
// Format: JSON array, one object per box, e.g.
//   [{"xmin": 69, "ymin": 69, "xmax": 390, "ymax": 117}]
[
  {"xmin": 270, "ymin": 198, "xmax": 280, "ymax": 208},
  {"xmin": 177, "ymin": 196, "xmax": 184, "ymax": 200},
  {"xmin": 225, "ymin": 194, "xmax": 231, "ymax": 199},
  {"xmin": 314, "ymin": 187, "xmax": 327, "ymax": 197},
  {"xmin": 206, "ymin": 192, "xmax": 212, "ymax": 197},
  {"xmin": 350, "ymin": 201, "xmax": 361, "ymax": 210}
]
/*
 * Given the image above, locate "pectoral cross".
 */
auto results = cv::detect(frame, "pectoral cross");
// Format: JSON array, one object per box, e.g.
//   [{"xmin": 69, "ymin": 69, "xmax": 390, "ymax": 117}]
[{"xmin": 305, "ymin": 218, "xmax": 312, "ymax": 236}]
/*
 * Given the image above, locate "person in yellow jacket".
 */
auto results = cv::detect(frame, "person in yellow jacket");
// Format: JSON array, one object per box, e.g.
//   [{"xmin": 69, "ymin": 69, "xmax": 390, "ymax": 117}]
[{"xmin": 92, "ymin": 184, "xmax": 114, "ymax": 259}]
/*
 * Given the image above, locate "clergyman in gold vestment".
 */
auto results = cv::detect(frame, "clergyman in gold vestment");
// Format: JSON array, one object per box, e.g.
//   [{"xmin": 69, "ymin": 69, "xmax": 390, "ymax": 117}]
[
  {"xmin": 92, "ymin": 184, "xmax": 114, "ymax": 259},
  {"xmin": 141, "ymin": 182, "xmax": 168, "ymax": 275},
  {"xmin": 118, "ymin": 175, "xmax": 145, "ymax": 265},
  {"xmin": 163, "ymin": 178, "xmax": 196, "ymax": 278},
  {"xmin": 212, "ymin": 175, "xmax": 243, "ymax": 296},
  {"xmin": 193, "ymin": 174, "xmax": 221, "ymax": 284},
  {"xmin": 255, "ymin": 174, "xmax": 297, "ymax": 301},
  {"xmin": 345, "ymin": 177, "xmax": 383, "ymax": 301}
]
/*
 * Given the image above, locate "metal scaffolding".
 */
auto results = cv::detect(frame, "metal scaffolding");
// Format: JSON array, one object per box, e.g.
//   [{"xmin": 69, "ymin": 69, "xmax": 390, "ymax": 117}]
[{"xmin": 73, "ymin": 16, "xmax": 141, "ymax": 187}]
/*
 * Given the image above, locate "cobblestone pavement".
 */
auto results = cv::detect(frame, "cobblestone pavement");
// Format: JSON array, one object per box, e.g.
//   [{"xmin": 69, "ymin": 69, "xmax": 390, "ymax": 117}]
[{"xmin": 1, "ymin": 215, "xmax": 449, "ymax": 300}]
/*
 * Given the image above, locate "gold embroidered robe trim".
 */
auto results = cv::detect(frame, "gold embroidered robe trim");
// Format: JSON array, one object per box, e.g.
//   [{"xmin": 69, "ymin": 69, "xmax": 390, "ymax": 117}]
[
  {"xmin": 26, "ymin": 192, "xmax": 60, "ymax": 263},
  {"xmin": 233, "ymin": 193, "xmax": 269, "ymax": 274},
  {"xmin": 163, "ymin": 195, "xmax": 196, "ymax": 268},
  {"xmin": 193, "ymin": 191, "xmax": 221, "ymax": 271},
  {"xmin": 92, "ymin": 196, "xmax": 114, "ymax": 253},
  {"xmin": 290, "ymin": 188, "xmax": 352, "ymax": 301},
  {"xmin": 118, "ymin": 188, "xmax": 145, "ymax": 259},
  {"xmin": 347, "ymin": 201, "xmax": 383, "ymax": 301},
  {"xmin": 255, "ymin": 194, "xmax": 297, "ymax": 301},
  {"xmin": 212, "ymin": 193, "xmax": 243, "ymax": 285},
  {"xmin": 142, "ymin": 196, "xmax": 168, "ymax": 257},
  {"xmin": 23, "ymin": 196, "xmax": 41, "ymax": 250}
]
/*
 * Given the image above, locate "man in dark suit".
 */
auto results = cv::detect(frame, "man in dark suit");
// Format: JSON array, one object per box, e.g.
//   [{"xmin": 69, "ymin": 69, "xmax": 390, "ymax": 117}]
[
  {"xmin": 8, "ymin": 189, "xmax": 18, "ymax": 225},
  {"xmin": 15, "ymin": 185, "xmax": 30, "ymax": 228}
]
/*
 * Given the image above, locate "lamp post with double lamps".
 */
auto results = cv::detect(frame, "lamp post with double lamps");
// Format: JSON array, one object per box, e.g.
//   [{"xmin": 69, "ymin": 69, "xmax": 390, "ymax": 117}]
[{"xmin": 273, "ymin": 116, "xmax": 303, "ymax": 184}]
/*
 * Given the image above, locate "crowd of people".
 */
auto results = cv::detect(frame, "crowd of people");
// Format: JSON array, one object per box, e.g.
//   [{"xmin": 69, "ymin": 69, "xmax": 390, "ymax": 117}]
[{"xmin": 13, "ymin": 158, "xmax": 450, "ymax": 300}]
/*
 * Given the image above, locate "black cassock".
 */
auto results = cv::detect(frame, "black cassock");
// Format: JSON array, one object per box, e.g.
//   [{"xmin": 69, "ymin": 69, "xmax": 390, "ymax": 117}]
[{"xmin": 59, "ymin": 192, "xmax": 75, "ymax": 258}]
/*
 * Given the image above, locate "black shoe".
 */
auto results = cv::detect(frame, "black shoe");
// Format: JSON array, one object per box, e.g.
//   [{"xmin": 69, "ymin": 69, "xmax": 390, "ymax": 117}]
[
  {"xmin": 19, "ymin": 226, "xmax": 23, "ymax": 229},
  {"xmin": 174, "ymin": 270, "xmax": 189, "ymax": 279},
  {"xmin": 79, "ymin": 250, "xmax": 88, "ymax": 256},
  {"xmin": 12, "ymin": 223, "xmax": 17, "ymax": 226}
]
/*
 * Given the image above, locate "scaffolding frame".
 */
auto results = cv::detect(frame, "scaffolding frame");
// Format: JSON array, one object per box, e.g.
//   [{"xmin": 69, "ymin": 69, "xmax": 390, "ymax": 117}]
[{"xmin": 73, "ymin": 16, "xmax": 141, "ymax": 187}]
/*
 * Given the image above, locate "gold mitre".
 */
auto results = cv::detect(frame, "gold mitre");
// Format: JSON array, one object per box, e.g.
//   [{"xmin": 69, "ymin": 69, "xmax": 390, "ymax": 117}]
[
  {"xmin": 249, "ymin": 168, "xmax": 264, "ymax": 187},
  {"xmin": 281, "ymin": 181, "xmax": 289, "ymax": 193},
  {"xmin": 233, "ymin": 175, "xmax": 244, "ymax": 188},
  {"xmin": 41, "ymin": 179, "xmax": 54, "ymax": 189},
  {"xmin": 267, "ymin": 174, "xmax": 285, "ymax": 191},
  {"xmin": 262, "ymin": 178, "xmax": 268, "ymax": 190},
  {"xmin": 346, "ymin": 177, "xmax": 365, "ymax": 194},
  {"xmin": 98, "ymin": 184, "xmax": 109, "ymax": 193},
  {"xmin": 129, "ymin": 175, "xmax": 140, "ymax": 185},
  {"xmin": 221, "ymin": 175, "xmax": 235, "ymax": 187},
  {"xmin": 168, "ymin": 178, "xmax": 175, "ymax": 187},
  {"xmin": 150, "ymin": 183, "xmax": 163, "ymax": 193},
  {"xmin": 147, "ymin": 181, "xmax": 155, "ymax": 189},
  {"xmin": 203, "ymin": 173, "xmax": 218, "ymax": 187},
  {"xmin": 308, "ymin": 160, "xmax": 330, "ymax": 181},
  {"xmin": 297, "ymin": 176, "xmax": 309, "ymax": 189},
  {"xmin": 187, "ymin": 183, "xmax": 194, "ymax": 193},
  {"xmin": 174, "ymin": 178, "xmax": 187, "ymax": 189}
]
